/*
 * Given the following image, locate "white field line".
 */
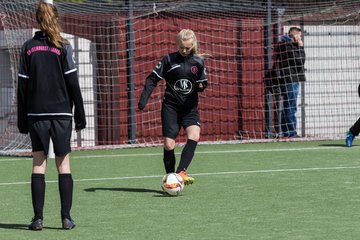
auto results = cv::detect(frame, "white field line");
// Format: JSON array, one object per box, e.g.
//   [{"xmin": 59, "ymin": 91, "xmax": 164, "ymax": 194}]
[
  {"xmin": 0, "ymin": 146, "xmax": 348, "ymax": 162},
  {"xmin": 0, "ymin": 165, "xmax": 359, "ymax": 186}
]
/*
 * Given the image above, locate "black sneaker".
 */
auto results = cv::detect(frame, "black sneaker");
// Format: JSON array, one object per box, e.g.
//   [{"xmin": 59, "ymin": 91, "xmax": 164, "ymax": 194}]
[
  {"xmin": 62, "ymin": 218, "xmax": 76, "ymax": 230},
  {"xmin": 28, "ymin": 218, "xmax": 43, "ymax": 231}
]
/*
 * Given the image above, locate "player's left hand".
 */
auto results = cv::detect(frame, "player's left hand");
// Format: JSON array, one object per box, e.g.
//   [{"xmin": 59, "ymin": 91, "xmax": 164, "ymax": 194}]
[{"xmin": 198, "ymin": 83, "xmax": 205, "ymax": 92}]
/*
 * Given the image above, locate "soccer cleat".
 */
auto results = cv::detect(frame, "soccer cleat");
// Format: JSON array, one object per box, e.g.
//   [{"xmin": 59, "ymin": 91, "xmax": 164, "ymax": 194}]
[
  {"xmin": 178, "ymin": 171, "xmax": 194, "ymax": 185},
  {"xmin": 62, "ymin": 218, "xmax": 76, "ymax": 230},
  {"xmin": 346, "ymin": 131, "xmax": 355, "ymax": 147},
  {"xmin": 28, "ymin": 218, "xmax": 43, "ymax": 231}
]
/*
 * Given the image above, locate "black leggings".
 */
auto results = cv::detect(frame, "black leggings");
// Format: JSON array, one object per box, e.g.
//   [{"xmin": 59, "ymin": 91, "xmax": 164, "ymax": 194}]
[{"xmin": 350, "ymin": 117, "xmax": 360, "ymax": 136}]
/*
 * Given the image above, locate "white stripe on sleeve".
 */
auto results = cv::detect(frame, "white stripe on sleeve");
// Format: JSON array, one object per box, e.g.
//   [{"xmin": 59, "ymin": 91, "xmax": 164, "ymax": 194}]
[
  {"xmin": 152, "ymin": 70, "xmax": 164, "ymax": 79},
  {"xmin": 27, "ymin": 113, "xmax": 73, "ymax": 117},
  {"xmin": 64, "ymin": 68, "xmax": 77, "ymax": 75},
  {"xmin": 18, "ymin": 74, "xmax": 29, "ymax": 79}
]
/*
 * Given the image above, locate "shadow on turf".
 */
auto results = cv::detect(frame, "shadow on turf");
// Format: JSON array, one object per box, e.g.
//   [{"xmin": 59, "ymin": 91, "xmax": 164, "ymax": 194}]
[
  {"xmin": 318, "ymin": 143, "xmax": 351, "ymax": 147},
  {"xmin": 0, "ymin": 223, "xmax": 29, "ymax": 230},
  {"xmin": 84, "ymin": 187, "xmax": 166, "ymax": 196},
  {"xmin": 0, "ymin": 223, "xmax": 64, "ymax": 230}
]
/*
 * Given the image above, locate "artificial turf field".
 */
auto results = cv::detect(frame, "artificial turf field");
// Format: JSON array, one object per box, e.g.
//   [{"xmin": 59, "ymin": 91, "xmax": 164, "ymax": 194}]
[{"xmin": 0, "ymin": 140, "xmax": 360, "ymax": 240}]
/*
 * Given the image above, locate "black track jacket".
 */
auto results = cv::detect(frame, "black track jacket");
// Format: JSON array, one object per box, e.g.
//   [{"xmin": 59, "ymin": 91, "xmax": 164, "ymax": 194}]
[
  {"xmin": 17, "ymin": 31, "xmax": 86, "ymax": 134},
  {"xmin": 276, "ymin": 39, "xmax": 306, "ymax": 84}
]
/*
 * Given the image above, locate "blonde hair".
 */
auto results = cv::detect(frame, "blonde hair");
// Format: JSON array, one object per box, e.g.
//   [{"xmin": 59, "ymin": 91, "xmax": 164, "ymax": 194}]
[
  {"xmin": 177, "ymin": 29, "xmax": 211, "ymax": 59},
  {"xmin": 177, "ymin": 29, "xmax": 199, "ymax": 55},
  {"xmin": 36, "ymin": 0, "xmax": 67, "ymax": 48}
]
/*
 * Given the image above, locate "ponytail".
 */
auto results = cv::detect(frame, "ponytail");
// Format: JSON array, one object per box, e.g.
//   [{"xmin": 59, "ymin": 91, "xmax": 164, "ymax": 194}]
[{"xmin": 36, "ymin": 0, "xmax": 67, "ymax": 48}]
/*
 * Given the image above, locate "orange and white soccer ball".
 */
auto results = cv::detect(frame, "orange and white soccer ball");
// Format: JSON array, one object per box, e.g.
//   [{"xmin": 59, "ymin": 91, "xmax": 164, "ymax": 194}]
[{"xmin": 161, "ymin": 173, "xmax": 184, "ymax": 196}]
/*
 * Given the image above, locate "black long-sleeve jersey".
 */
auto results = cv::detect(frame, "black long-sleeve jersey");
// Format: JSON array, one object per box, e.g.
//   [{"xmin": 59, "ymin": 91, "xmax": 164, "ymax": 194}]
[
  {"xmin": 17, "ymin": 31, "xmax": 86, "ymax": 134},
  {"xmin": 138, "ymin": 51, "xmax": 207, "ymax": 109}
]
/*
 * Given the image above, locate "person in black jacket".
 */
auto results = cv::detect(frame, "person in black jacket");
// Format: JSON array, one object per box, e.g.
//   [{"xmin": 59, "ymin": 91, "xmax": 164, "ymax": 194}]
[
  {"xmin": 345, "ymin": 85, "xmax": 360, "ymax": 147},
  {"xmin": 276, "ymin": 27, "xmax": 306, "ymax": 138},
  {"xmin": 17, "ymin": 0, "xmax": 86, "ymax": 230},
  {"xmin": 138, "ymin": 29, "xmax": 207, "ymax": 186}
]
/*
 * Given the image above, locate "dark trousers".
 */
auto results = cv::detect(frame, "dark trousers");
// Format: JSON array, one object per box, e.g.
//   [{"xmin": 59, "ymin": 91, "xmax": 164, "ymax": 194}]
[
  {"xmin": 350, "ymin": 117, "xmax": 360, "ymax": 136},
  {"xmin": 281, "ymin": 82, "xmax": 299, "ymax": 137}
]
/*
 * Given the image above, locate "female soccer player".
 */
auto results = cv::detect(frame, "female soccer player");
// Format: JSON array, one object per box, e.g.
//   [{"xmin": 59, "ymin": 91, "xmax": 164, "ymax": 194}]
[
  {"xmin": 17, "ymin": 0, "xmax": 86, "ymax": 230},
  {"xmin": 138, "ymin": 29, "xmax": 208, "ymax": 185}
]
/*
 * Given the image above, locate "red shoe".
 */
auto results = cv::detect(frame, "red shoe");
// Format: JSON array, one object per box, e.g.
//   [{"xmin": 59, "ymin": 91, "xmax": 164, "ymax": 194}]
[{"xmin": 178, "ymin": 171, "xmax": 194, "ymax": 185}]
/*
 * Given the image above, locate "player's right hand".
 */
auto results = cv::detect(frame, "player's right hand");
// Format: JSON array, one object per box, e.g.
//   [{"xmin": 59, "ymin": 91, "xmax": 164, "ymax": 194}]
[{"xmin": 138, "ymin": 103, "xmax": 145, "ymax": 110}]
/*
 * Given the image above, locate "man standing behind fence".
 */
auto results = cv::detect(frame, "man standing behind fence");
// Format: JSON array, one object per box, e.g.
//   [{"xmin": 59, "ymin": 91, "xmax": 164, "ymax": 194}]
[{"xmin": 276, "ymin": 26, "xmax": 306, "ymax": 138}]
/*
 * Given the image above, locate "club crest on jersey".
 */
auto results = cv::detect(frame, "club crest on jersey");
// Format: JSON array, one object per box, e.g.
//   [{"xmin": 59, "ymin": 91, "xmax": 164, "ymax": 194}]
[
  {"xmin": 174, "ymin": 79, "xmax": 193, "ymax": 94},
  {"xmin": 191, "ymin": 66, "xmax": 198, "ymax": 74}
]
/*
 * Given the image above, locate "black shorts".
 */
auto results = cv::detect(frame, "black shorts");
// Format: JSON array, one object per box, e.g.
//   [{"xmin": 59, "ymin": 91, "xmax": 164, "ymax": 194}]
[
  {"xmin": 161, "ymin": 103, "xmax": 201, "ymax": 139},
  {"xmin": 28, "ymin": 119, "xmax": 72, "ymax": 156}
]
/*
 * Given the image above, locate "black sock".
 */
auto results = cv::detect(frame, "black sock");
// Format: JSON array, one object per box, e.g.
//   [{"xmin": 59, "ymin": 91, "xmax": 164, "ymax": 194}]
[
  {"xmin": 176, "ymin": 139, "xmax": 198, "ymax": 173},
  {"xmin": 163, "ymin": 148, "xmax": 176, "ymax": 173},
  {"xmin": 58, "ymin": 174, "xmax": 73, "ymax": 220},
  {"xmin": 31, "ymin": 173, "xmax": 45, "ymax": 220}
]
